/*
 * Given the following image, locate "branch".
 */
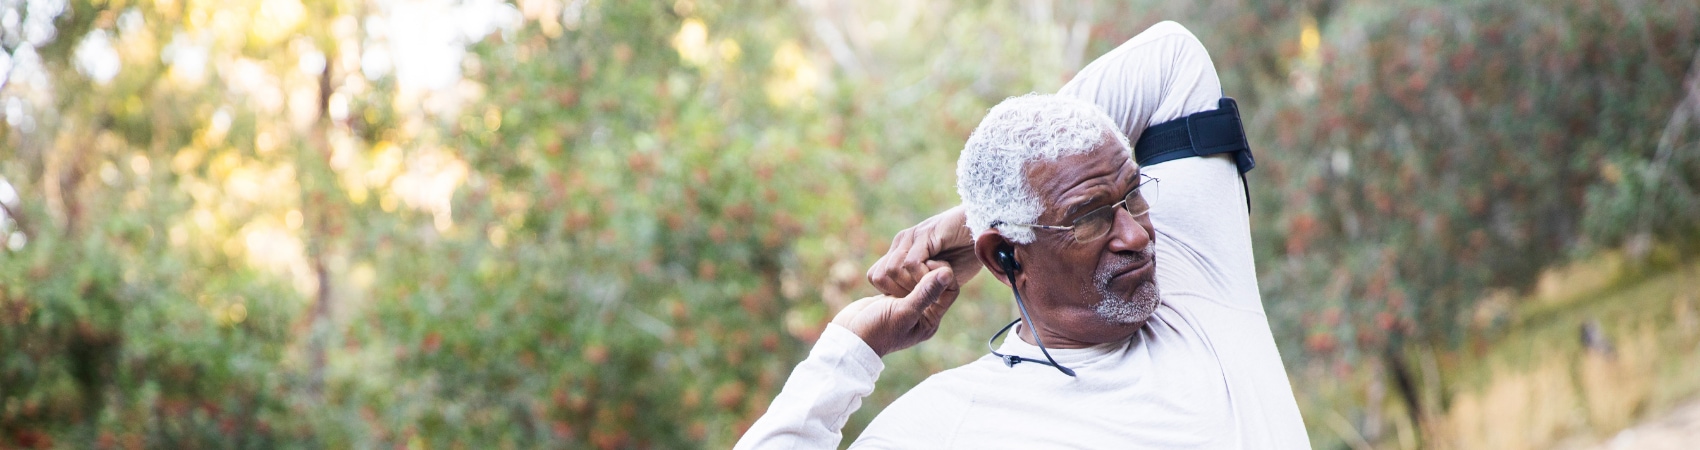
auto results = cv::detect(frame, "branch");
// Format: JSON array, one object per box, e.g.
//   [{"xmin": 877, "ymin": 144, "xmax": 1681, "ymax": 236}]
[
  {"xmin": 1654, "ymin": 45, "xmax": 1700, "ymax": 171},
  {"xmin": 1638, "ymin": 45, "xmax": 1700, "ymax": 233}
]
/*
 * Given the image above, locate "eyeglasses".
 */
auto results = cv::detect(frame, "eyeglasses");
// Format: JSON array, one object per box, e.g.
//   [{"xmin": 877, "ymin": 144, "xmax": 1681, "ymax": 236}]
[{"xmin": 1003, "ymin": 174, "xmax": 1159, "ymax": 244}]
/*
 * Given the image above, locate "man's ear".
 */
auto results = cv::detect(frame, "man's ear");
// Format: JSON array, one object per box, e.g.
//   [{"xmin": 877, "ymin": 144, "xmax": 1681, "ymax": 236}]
[{"xmin": 974, "ymin": 231, "xmax": 1018, "ymax": 287}]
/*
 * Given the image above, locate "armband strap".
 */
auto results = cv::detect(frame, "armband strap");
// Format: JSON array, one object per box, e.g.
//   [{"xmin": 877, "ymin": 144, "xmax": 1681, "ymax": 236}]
[{"xmin": 1133, "ymin": 97, "xmax": 1254, "ymax": 207}]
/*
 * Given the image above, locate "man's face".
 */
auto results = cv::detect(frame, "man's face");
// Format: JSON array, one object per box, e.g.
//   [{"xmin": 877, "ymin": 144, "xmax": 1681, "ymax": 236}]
[{"xmin": 1015, "ymin": 132, "xmax": 1159, "ymax": 346}]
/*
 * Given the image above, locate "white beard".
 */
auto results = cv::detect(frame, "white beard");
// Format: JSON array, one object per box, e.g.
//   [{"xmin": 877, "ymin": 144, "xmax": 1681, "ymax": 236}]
[
  {"xmin": 1095, "ymin": 279, "xmax": 1159, "ymax": 325},
  {"xmin": 1087, "ymin": 247, "xmax": 1161, "ymax": 325}
]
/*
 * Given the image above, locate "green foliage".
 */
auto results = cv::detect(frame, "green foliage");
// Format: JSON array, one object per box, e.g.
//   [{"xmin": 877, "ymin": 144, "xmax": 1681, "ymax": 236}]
[
  {"xmin": 0, "ymin": 186, "xmax": 304, "ymax": 448},
  {"xmin": 361, "ymin": 2, "xmax": 1058, "ymax": 446},
  {"xmin": 1226, "ymin": 0, "xmax": 1700, "ymax": 359},
  {"xmin": 3, "ymin": 0, "xmax": 1699, "ymax": 448}
]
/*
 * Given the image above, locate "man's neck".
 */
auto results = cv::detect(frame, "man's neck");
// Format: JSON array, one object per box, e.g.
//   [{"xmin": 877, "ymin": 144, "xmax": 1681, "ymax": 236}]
[{"xmin": 1015, "ymin": 322, "xmax": 1132, "ymax": 349}]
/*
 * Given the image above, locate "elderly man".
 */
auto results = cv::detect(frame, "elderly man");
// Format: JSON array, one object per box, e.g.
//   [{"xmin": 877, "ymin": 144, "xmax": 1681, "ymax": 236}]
[{"xmin": 737, "ymin": 22, "xmax": 1309, "ymax": 448}]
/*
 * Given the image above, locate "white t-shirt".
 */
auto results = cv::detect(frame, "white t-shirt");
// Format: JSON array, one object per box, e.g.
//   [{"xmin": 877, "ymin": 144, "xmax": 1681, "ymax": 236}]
[{"xmin": 737, "ymin": 21, "xmax": 1309, "ymax": 449}]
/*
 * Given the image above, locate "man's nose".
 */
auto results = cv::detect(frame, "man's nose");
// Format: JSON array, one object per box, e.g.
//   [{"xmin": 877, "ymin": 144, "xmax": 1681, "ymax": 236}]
[{"xmin": 1106, "ymin": 207, "xmax": 1152, "ymax": 253}]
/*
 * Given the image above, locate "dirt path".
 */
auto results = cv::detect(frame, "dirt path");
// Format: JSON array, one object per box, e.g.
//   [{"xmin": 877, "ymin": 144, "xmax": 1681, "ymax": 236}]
[{"xmin": 1587, "ymin": 398, "xmax": 1700, "ymax": 450}]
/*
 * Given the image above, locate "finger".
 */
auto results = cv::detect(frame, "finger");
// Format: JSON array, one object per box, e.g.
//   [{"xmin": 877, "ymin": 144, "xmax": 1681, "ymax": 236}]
[
  {"xmin": 920, "ymin": 261, "xmax": 952, "ymax": 299},
  {"xmin": 919, "ymin": 262, "xmax": 957, "ymax": 319},
  {"xmin": 894, "ymin": 229, "xmax": 928, "ymax": 292},
  {"xmin": 901, "ymin": 232, "xmax": 937, "ymax": 277},
  {"xmin": 876, "ymin": 266, "xmax": 920, "ymax": 298},
  {"xmin": 868, "ymin": 258, "xmax": 895, "ymax": 296},
  {"xmin": 867, "ymin": 230, "xmax": 900, "ymax": 284},
  {"xmin": 907, "ymin": 218, "xmax": 939, "ymax": 249},
  {"xmin": 879, "ymin": 230, "xmax": 919, "ymax": 294},
  {"xmin": 830, "ymin": 297, "xmax": 876, "ymax": 329},
  {"xmin": 922, "ymin": 219, "xmax": 951, "ymax": 254},
  {"xmin": 921, "ymin": 277, "xmax": 960, "ymax": 328},
  {"xmin": 900, "ymin": 267, "xmax": 955, "ymax": 318},
  {"xmin": 894, "ymin": 230, "xmax": 942, "ymax": 295},
  {"xmin": 895, "ymin": 261, "xmax": 927, "ymax": 297},
  {"xmin": 871, "ymin": 257, "xmax": 912, "ymax": 296}
]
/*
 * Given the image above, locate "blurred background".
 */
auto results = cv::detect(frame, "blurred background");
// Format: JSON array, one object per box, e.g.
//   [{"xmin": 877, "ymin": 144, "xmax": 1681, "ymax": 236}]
[{"xmin": 2, "ymin": 0, "xmax": 1699, "ymax": 448}]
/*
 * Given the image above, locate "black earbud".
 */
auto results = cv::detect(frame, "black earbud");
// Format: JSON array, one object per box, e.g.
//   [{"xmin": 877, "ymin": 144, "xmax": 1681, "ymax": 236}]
[
  {"xmin": 995, "ymin": 247, "xmax": 1020, "ymax": 273},
  {"xmin": 985, "ymin": 244, "xmax": 1075, "ymax": 378}
]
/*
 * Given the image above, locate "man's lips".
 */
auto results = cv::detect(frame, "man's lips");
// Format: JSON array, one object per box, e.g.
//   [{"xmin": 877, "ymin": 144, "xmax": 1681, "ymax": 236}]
[{"xmin": 1108, "ymin": 254, "xmax": 1155, "ymax": 286}]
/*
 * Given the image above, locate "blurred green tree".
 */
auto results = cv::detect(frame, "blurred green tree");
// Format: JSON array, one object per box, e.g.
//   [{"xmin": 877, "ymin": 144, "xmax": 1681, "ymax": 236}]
[{"xmin": 3, "ymin": 0, "xmax": 1698, "ymax": 449}]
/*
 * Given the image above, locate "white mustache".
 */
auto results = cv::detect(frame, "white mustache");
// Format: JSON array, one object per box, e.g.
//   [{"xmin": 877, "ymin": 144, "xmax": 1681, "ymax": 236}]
[
  {"xmin": 1096, "ymin": 247, "xmax": 1156, "ymax": 282},
  {"xmin": 1091, "ymin": 246, "xmax": 1161, "ymax": 325}
]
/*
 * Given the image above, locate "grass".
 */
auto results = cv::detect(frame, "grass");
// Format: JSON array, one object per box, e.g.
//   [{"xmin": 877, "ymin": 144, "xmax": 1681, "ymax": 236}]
[
  {"xmin": 1434, "ymin": 258, "xmax": 1700, "ymax": 449},
  {"xmin": 1296, "ymin": 252, "xmax": 1700, "ymax": 450}
]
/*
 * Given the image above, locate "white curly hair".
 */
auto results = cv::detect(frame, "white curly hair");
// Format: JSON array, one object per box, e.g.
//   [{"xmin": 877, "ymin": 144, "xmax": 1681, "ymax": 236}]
[{"xmin": 956, "ymin": 94, "xmax": 1131, "ymax": 244}]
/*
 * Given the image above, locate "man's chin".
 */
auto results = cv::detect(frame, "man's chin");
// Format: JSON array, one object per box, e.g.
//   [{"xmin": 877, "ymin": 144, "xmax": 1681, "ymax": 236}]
[{"xmin": 1095, "ymin": 281, "xmax": 1160, "ymax": 325}]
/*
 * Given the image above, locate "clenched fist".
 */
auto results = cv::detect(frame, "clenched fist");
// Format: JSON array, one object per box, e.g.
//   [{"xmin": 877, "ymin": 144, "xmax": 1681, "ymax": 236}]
[
  {"xmin": 833, "ymin": 266, "xmax": 959, "ymax": 357},
  {"xmin": 866, "ymin": 206, "xmax": 981, "ymax": 298}
]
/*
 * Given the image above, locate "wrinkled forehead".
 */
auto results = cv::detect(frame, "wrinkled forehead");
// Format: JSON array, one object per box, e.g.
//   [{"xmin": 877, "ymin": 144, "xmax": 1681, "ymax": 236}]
[{"xmin": 1024, "ymin": 136, "xmax": 1138, "ymax": 220}]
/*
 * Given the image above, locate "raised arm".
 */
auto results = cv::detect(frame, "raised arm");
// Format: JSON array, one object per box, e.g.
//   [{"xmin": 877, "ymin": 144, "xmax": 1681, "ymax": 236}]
[
  {"xmin": 870, "ymin": 22, "xmax": 1244, "ymax": 296},
  {"xmin": 1057, "ymin": 21, "xmax": 1261, "ymax": 310},
  {"xmin": 1056, "ymin": 21, "xmax": 1224, "ymax": 145}
]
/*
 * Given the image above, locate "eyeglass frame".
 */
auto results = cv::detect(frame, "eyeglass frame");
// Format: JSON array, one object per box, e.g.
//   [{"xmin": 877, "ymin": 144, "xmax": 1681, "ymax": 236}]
[{"xmin": 994, "ymin": 173, "xmax": 1160, "ymax": 244}]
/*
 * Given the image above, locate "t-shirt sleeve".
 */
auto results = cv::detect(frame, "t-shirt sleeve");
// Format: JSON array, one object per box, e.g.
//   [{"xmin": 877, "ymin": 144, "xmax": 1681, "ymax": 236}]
[
  {"xmin": 1057, "ymin": 21, "xmax": 1263, "ymax": 314},
  {"xmin": 734, "ymin": 324, "xmax": 885, "ymax": 450}
]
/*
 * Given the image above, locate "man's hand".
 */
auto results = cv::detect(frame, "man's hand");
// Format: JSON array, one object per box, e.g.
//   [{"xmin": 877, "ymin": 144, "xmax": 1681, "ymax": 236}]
[
  {"xmin": 867, "ymin": 206, "xmax": 981, "ymax": 297},
  {"xmin": 833, "ymin": 267, "xmax": 959, "ymax": 357}
]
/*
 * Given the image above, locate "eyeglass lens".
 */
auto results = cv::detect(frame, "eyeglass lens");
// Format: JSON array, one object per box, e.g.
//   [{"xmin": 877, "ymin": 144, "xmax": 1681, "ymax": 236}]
[{"xmin": 1070, "ymin": 178, "xmax": 1159, "ymax": 243}]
